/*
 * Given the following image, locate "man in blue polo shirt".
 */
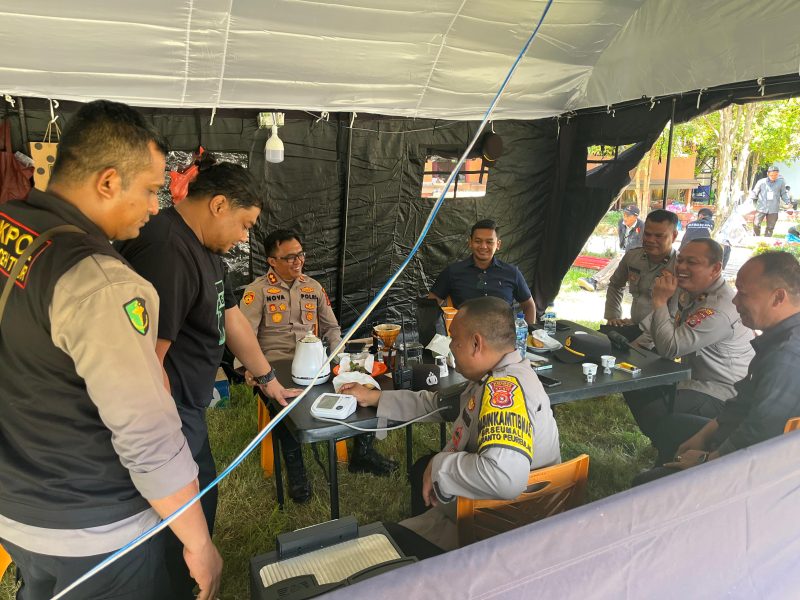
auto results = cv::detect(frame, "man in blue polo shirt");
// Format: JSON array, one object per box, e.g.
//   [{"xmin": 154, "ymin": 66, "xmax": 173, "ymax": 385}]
[{"xmin": 428, "ymin": 219, "xmax": 536, "ymax": 324}]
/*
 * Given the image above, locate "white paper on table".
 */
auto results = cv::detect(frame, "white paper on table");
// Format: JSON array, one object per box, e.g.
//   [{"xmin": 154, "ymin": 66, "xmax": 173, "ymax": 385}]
[
  {"xmin": 425, "ymin": 333, "xmax": 451, "ymax": 357},
  {"xmin": 332, "ymin": 372, "xmax": 381, "ymax": 392}
]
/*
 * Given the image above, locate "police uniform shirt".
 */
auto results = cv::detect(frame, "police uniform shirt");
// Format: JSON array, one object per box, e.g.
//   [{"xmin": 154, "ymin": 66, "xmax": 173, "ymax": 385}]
[
  {"xmin": 240, "ymin": 267, "xmax": 341, "ymax": 362},
  {"xmin": 430, "ymin": 256, "xmax": 532, "ymax": 308},
  {"xmin": 639, "ymin": 276, "xmax": 755, "ymax": 401},
  {"xmin": 605, "ymin": 247, "xmax": 677, "ymax": 324},
  {"xmin": 0, "ymin": 253, "xmax": 196, "ymax": 557},
  {"xmin": 375, "ymin": 351, "xmax": 560, "ymax": 550},
  {"xmin": 748, "ymin": 176, "xmax": 789, "ymax": 214}
]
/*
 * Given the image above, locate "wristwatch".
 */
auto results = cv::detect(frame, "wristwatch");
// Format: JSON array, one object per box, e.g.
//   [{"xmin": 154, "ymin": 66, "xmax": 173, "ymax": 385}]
[{"xmin": 253, "ymin": 368, "xmax": 276, "ymax": 385}]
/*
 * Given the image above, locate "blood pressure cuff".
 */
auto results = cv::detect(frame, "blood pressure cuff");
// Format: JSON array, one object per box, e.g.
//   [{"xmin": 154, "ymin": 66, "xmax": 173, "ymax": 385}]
[{"xmin": 476, "ymin": 376, "xmax": 533, "ymax": 461}]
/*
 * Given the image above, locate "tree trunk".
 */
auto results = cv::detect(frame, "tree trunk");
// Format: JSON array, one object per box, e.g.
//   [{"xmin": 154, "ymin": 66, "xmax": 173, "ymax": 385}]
[{"xmin": 731, "ymin": 103, "xmax": 757, "ymax": 210}]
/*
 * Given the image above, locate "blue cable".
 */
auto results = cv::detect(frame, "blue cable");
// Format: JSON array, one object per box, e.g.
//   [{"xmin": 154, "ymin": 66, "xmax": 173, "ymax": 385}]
[{"xmin": 51, "ymin": 1, "xmax": 554, "ymax": 597}]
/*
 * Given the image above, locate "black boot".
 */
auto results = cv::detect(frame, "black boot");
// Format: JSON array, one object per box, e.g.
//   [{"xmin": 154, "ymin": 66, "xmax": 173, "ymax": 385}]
[
  {"xmin": 348, "ymin": 434, "xmax": 399, "ymax": 476},
  {"xmin": 283, "ymin": 448, "xmax": 312, "ymax": 504}
]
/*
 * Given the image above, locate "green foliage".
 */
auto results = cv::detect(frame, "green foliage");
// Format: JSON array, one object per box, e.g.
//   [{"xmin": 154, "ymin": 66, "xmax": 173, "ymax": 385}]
[{"xmin": 752, "ymin": 243, "xmax": 800, "ymax": 260}]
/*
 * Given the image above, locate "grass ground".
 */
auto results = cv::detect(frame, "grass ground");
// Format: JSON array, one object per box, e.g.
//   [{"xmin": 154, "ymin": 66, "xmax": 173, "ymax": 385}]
[{"xmin": 0, "ymin": 320, "xmax": 655, "ymax": 600}]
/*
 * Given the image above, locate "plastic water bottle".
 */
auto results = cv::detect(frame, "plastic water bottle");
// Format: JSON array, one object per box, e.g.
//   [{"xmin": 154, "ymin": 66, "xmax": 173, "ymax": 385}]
[
  {"xmin": 515, "ymin": 312, "xmax": 528, "ymax": 358},
  {"xmin": 544, "ymin": 304, "xmax": 557, "ymax": 335}
]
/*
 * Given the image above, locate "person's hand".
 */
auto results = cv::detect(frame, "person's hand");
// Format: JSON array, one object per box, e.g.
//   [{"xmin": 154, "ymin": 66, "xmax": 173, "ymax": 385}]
[
  {"xmin": 676, "ymin": 432, "xmax": 709, "ymax": 456},
  {"xmin": 260, "ymin": 379, "xmax": 302, "ymax": 407},
  {"xmin": 183, "ymin": 539, "xmax": 223, "ymax": 600},
  {"xmin": 338, "ymin": 383, "xmax": 381, "ymax": 407},
  {"xmin": 664, "ymin": 449, "xmax": 709, "ymax": 470},
  {"xmin": 606, "ymin": 318, "xmax": 633, "ymax": 327},
  {"xmin": 421, "ymin": 460, "xmax": 439, "ymax": 508},
  {"xmin": 243, "ymin": 369, "xmax": 256, "ymax": 388},
  {"xmin": 652, "ymin": 270, "xmax": 677, "ymax": 308}
]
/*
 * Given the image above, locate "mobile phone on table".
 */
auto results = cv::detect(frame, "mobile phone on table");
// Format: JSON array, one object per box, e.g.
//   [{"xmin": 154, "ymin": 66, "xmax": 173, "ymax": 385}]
[{"xmin": 537, "ymin": 374, "xmax": 562, "ymax": 388}]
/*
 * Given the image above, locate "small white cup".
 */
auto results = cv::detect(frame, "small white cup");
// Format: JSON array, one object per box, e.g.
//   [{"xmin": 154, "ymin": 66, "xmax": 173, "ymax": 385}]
[
  {"xmin": 600, "ymin": 354, "xmax": 616, "ymax": 374},
  {"xmin": 582, "ymin": 362, "xmax": 598, "ymax": 383}
]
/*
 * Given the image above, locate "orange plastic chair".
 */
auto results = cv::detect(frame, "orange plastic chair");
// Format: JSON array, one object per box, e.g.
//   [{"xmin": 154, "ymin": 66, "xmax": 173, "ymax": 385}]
[
  {"xmin": 784, "ymin": 417, "xmax": 800, "ymax": 433},
  {"xmin": 256, "ymin": 392, "xmax": 347, "ymax": 479},
  {"xmin": 457, "ymin": 454, "xmax": 590, "ymax": 547},
  {"xmin": 0, "ymin": 543, "xmax": 11, "ymax": 579}
]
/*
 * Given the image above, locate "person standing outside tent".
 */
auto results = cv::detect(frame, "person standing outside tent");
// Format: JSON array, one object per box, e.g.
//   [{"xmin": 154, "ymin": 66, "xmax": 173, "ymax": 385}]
[
  {"xmin": 578, "ymin": 203, "xmax": 644, "ymax": 292},
  {"xmin": 680, "ymin": 207, "xmax": 714, "ymax": 248},
  {"xmin": 239, "ymin": 229, "xmax": 398, "ymax": 504},
  {"xmin": 429, "ymin": 219, "xmax": 536, "ymax": 324},
  {"xmin": 117, "ymin": 160, "xmax": 297, "ymax": 599},
  {"xmin": 748, "ymin": 166, "xmax": 788, "ymax": 237},
  {"xmin": 0, "ymin": 100, "xmax": 222, "ymax": 599}
]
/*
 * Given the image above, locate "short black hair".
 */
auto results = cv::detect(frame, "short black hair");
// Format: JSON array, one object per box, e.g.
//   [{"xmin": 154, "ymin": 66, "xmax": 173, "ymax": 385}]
[
  {"xmin": 646, "ymin": 209, "xmax": 679, "ymax": 229},
  {"xmin": 685, "ymin": 238, "xmax": 723, "ymax": 265},
  {"xmin": 49, "ymin": 100, "xmax": 168, "ymax": 188},
  {"xmin": 458, "ymin": 296, "xmax": 515, "ymax": 351},
  {"xmin": 750, "ymin": 251, "xmax": 800, "ymax": 300},
  {"xmin": 471, "ymin": 219, "xmax": 498, "ymax": 237},
  {"xmin": 187, "ymin": 160, "xmax": 261, "ymax": 210},
  {"xmin": 698, "ymin": 208, "xmax": 713, "ymax": 218},
  {"xmin": 264, "ymin": 229, "xmax": 303, "ymax": 257}
]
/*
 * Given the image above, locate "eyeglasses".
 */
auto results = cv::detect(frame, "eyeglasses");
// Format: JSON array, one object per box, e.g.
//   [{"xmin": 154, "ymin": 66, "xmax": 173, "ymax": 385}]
[{"xmin": 274, "ymin": 252, "xmax": 306, "ymax": 263}]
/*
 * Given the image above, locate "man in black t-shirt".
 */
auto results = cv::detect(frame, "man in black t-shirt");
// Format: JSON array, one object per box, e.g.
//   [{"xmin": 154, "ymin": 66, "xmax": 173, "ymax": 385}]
[{"xmin": 117, "ymin": 161, "xmax": 298, "ymax": 599}]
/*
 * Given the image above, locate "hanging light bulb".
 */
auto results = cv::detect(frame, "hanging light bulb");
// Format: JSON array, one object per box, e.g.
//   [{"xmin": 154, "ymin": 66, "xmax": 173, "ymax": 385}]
[{"xmin": 265, "ymin": 124, "xmax": 284, "ymax": 163}]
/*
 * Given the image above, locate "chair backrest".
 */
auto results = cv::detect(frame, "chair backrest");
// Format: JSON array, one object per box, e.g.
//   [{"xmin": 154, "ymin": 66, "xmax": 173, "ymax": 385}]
[
  {"xmin": 784, "ymin": 417, "xmax": 800, "ymax": 433},
  {"xmin": 415, "ymin": 297, "xmax": 447, "ymax": 348},
  {"xmin": 0, "ymin": 543, "xmax": 11, "ymax": 578},
  {"xmin": 457, "ymin": 454, "xmax": 590, "ymax": 547}
]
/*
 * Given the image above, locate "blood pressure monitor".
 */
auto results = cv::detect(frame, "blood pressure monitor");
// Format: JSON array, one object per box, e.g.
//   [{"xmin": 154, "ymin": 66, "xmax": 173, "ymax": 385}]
[{"xmin": 310, "ymin": 393, "xmax": 357, "ymax": 420}]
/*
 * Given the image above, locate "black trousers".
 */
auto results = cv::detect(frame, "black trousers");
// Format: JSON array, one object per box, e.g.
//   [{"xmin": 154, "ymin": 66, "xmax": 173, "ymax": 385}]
[
  {"xmin": 163, "ymin": 435, "xmax": 218, "ymax": 600},
  {"xmin": 633, "ymin": 413, "xmax": 711, "ymax": 486},
  {"xmin": 1, "ymin": 534, "xmax": 171, "ymax": 600},
  {"xmin": 624, "ymin": 386, "xmax": 724, "ymax": 444},
  {"xmin": 754, "ymin": 212, "xmax": 778, "ymax": 236}
]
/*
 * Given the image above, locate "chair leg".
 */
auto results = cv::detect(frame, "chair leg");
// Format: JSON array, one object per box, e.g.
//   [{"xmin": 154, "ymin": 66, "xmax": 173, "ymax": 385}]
[
  {"xmin": 336, "ymin": 440, "xmax": 348, "ymax": 463},
  {"xmin": 257, "ymin": 398, "xmax": 275, "ymax": 478}
]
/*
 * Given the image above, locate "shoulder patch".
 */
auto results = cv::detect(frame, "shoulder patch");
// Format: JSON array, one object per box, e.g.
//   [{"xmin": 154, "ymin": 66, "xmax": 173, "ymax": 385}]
[
  {"xmin": 123, "ymin": 297, "xmax": 150, "ymax": 335},
  {"xmin": 243, "ymin": 291, "xmax": 255, "ymax": 305},
  {"xmin": 477, "ymin": 376, "xmax": 532, "ymax": 461},
  {"xmin": 268, "ymin": 272, "xmax": 278, "ymax": 284},
  {"xmin": 324, "ymin": 290, "xmax": 331, "ymax": 306}
]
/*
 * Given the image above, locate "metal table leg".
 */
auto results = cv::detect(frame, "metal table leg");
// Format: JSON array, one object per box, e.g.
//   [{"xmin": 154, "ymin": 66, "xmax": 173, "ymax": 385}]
[
  {"xmin": 440, "ymin": 422, "xmax": 447, "ymax": 449},
  {"xmin": 328, "ymin": 439, "xmax": 339, "ymax": 520},
  {"xmin": 272, "ymin": 432, "xmax": 284, "ymax": 509},
  {"xmin": 405, "ymin": 423, "xmax": 413, "ymax": 474}
]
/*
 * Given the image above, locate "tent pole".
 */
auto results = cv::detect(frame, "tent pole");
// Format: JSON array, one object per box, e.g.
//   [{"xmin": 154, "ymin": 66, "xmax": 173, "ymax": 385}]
[
  {"xmin": 335, "ymin": 113, "xmax": 354, "ymax": 322},
  {"xmin": 662, "ymin": 97, "xmax": 676, "ymax": 209}
]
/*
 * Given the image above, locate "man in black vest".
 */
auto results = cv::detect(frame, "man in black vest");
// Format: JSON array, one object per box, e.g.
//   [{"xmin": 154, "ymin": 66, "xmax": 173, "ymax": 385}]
[{"xmin": 0, "ymin": 101, "xmax": 221, "ymax": 599}]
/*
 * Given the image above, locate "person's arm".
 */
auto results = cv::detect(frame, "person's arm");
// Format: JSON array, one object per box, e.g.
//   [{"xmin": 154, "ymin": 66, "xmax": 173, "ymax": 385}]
[
  {"xmin": 604, "ymin": 253, "xmax": 629, "ymax": 321},
  {"xmin": 520, "ymin": 297, "xmax": 537, "ymax": 325},
  {"xmin": 676, "ymin": 418, "xmax": 719, "ymax": 454},
  {"xmin": 149, "ymin": 482, "xmax": 221, "ymax": 600},
  {"xmin": 428, "ymin": 266, "xmax": 451, "ymax": 306},
  {"xmin": 340, "ymin": 383, "xmax": 443, "ymax": 422},
  {"xmin": 645, "ymin": 272, "xmax": 731, "ymax": 359},
  {"xmin": 50, "ymin": 256, "xmax": 221, "ymax": 598},
  {"xmin": 155, "ymin": 338, "xmax": 172, "ymax": 392},
  {"xmin": 316, "ymin": 287, "xmax": 342, "ymax": 352},
  {"xmin": 715, "ymin": 358, "xmax": 800, "ymax": 455},
  {"xmin": 747, "ymin": 181, "xmax": 760, "ymax": 203},
  {"xmin": 224, "ymin": 306, "xmax": 298, "ymax": 406}
]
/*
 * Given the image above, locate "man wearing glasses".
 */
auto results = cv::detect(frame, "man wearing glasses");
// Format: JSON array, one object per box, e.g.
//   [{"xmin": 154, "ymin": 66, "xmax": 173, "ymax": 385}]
[
  {"xmin": 429, "ymin": 219, "xmax": 536, "ymax": 324},
  {"xmin": 240, "ymin": 230, "xmax": 398, "ymax": 503}
]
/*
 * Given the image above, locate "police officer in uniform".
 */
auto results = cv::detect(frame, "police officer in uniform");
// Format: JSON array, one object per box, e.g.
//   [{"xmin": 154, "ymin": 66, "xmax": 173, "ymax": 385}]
[
  {"xmin": 680, "ymin": 207, "xmax": 714, "ymax": 249},
  {"xmin": 578, "ymin": 204, "xmax": 644, "ymax": 292},
  {"xmin": 341, "ymin": 297, "xmax": 561, "ymax": 553},
  {"xmin": 0, "ymin": 101, "xmax": 221, "ymax": 599},
  {"xmin": 603, "ymin": 209, "xmax": 680, "ymax": 340},
  {"xmin": 240, "ymin": 230, "xmax": 397, "ymax": 503},
  {"xmin": 628, "ymin": 239, "xmax": 754, "ymax": 444}
]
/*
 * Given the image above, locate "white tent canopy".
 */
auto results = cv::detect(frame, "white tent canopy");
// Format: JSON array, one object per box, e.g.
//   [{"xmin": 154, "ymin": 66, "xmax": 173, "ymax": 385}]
[{"xmin": 1, "ymin": 0, "xmax": 797, "ymax": 119}]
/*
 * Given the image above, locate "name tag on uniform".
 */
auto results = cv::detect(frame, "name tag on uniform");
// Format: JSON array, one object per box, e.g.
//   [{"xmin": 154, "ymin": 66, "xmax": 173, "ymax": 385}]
[{"xmin": 767, "ymin": 191, "xmax": 774, "ymax": 200}]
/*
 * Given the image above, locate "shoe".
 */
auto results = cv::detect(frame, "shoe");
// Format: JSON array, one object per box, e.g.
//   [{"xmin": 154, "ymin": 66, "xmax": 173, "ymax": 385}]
[
  {"xmin": 283, "ymin": 449, "xmax": 312, "ymax": 504},
  {"xmin": 577, "ymin": 277, "xmax": 597, "ymax": 292},
  {"xmin": 348, "ymin": 435, "xmax": 399, "ymax": 476}
]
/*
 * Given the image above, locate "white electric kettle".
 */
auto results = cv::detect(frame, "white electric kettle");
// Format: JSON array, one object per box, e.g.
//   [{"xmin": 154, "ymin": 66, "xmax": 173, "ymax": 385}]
[{"xmin": 291, "ymin": 331, "xmax": 331, "ymax": 386}]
